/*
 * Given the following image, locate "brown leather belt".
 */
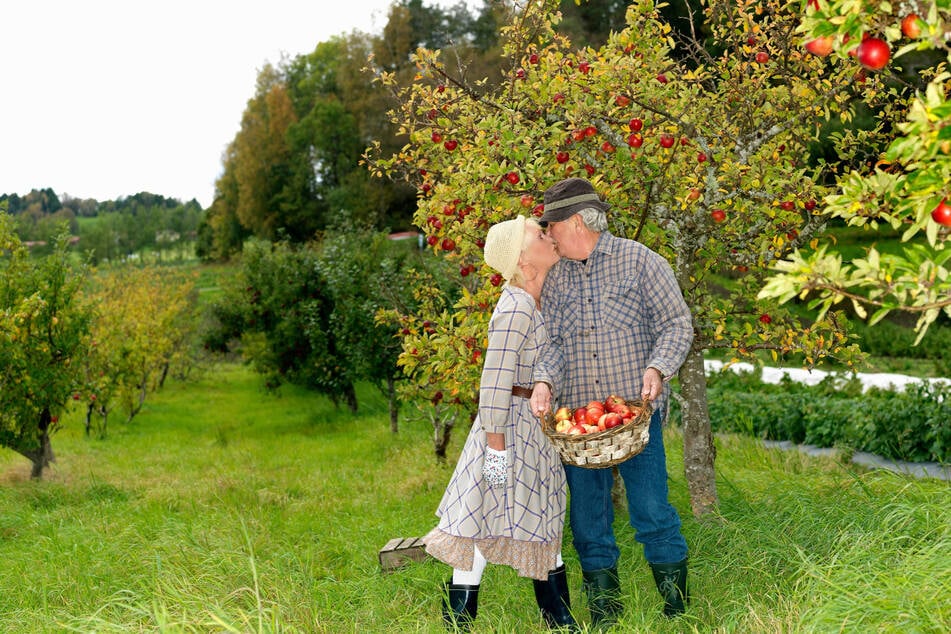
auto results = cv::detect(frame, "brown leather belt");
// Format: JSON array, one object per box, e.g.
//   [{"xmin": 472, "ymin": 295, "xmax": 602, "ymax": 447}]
[{"xmin": 511, "ymin": 385, "xmax": 533, "ymax": 399}]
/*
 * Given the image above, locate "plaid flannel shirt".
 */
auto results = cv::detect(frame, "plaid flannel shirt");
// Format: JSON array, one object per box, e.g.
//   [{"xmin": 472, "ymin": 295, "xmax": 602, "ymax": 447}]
[{"xmin": 534, "ymin": 232, "xmax": 693, "ymax": 415}]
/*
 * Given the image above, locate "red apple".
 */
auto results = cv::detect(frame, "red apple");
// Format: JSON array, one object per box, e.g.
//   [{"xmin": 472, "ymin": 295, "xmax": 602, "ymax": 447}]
[
  {"xmin": 659, "ymin": 134, "xmax": 675, "ymax": 148},
  {"xmin": 607, "ymin": 403, "xmax": 630, "ymax": 417},
  {"xmin": 578, "ymin": 61, "xmax": 590, "ymax": 74},
  {"xmin": 515, "ymin": 68, "xmax": 526, "ymax": 79},
  {"xmin": 711, "ymin": 209, "xmax": 726, "ymax": 223},
  {"xmin": 856, "ymin": 37, "xmax": 890, "ymax": 70},
  {"xmin": 529, "ymin": 53, "xmax": 540, "ymax": 64},
  {"xmin": 520, "ymin": 194, "xmax": 534, "ymax": 208},
  {"xmin": 759, "ymin": 313, "xmax": 772, "ymax": 324},
  {"xmin": 573, "ymin": 407, "xmax": 587, "ymax": 425},
  {"xmin": 505, "ymin": 171, "xmax": 520, "ymax": 185},
  {"xmin": 780, "ymin": 200, "xmax": 795, "ymax": 211},
  {"xmin": 584, "ymin": 126, "xmax": 597, "ymax": 138},
  {"xmin": 567, "ymin": 424, "xmax": 586, "ymax": 436},
  {"xmin": 601, "ymin": 141, "xmax": 616, "ymax": 153},
  {"xmin": 441, "ymin": 238, "xmax": 456, "ymax": 251},
  {"xmin": 585, "ymin": 407, "xmax": 603, "ymax": 426},
  {"xmin": 687, "ymin": 188, "xmax": 701, "ymax": 202},
  {"xmin": 490, "ymin": 273, "xmax": 503, "ymax": 286},
  {"xmin": 571, "ymin": 129, "xmax": 586, "ymax": 142},
  {"xmin": 629, "ymin": 118, "xmax": 643, "ymax": 132},
  {"xmin": 901, "ymin": 14, "xmax": 921, "ymax": 39},
  {"xmin": 431, "ymin": 131, "xmax": 443, "ymax": 143},
  {"xmin": 755, "ymin": 51, "xmax": 770, "ymax": 63},
  {"xmin": 931, "ymin": 198, "xmax": 951, "ymax": 226},
  {"xmin": 444, "ymin": 139, "xmax": 458, "ymax": 151},
  {"xmin": 556, "ymin": 151, "xmax": 570, "ymax": 163},
  {"xmin": 804, "ymin": 36, "xmax": 834, "ymax": 57},
  {"xmin": 656, "ymin": 73, "xmax": 668, "ymax": 84},
  {"xmin": 601, "ymin": 412, "xmax": 624, "ymax": 429},
  {"xmin": 697, "ymin": 152, "xmax": 707, "ymax": 163},
  {"xmin": 604, "ymin": 395, "xmax": 625, "ymax": 407},
  {"xmin": 627, "ymin": 133, "xmax": 643, "ymax": 148}
]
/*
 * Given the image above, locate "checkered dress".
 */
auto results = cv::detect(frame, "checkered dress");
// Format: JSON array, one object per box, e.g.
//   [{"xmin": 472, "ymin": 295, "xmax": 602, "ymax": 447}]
[{"xmin": 423, "ymin": 286, "xmax": 566, "ymax": 581}]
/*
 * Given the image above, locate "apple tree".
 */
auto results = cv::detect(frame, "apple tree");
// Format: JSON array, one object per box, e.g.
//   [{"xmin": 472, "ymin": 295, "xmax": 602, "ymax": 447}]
[
  {"xmin": 78, "ymin": 266, "xmax": 199, "ymax": 437},
  {"xmin": 0, "ymin": 212, "xmax": 92, "ymax": 478},
  {"xmin": 760, "ymin": 0, "xmax": 951, "ymax": 341},
  {"xmin": 365, "ymin": 0, "xmax": 885, "ymax": 516}
]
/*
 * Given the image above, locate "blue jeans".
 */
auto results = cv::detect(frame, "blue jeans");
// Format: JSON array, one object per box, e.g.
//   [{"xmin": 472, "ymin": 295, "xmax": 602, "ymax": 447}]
[{"xmin": 564, "ymin": 408, "xmax": 687, "ymax": 570}]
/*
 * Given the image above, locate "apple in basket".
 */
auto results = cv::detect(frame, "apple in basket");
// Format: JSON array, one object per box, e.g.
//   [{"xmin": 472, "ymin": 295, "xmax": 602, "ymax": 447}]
[
  {"xmin": 585, "ymin": 401, "xmax": 605, "ymax": 425},
  {"xmin": 598, "ymin": 412, "xmax": 624, "ymax": 431},
  {"xmin": 605, "ymin": 394, "xmax": 625, "ymax": 408},
  {"xmin": 553, "ymin": 407, "xmax": 572, "ymax": 423},
  {"xmin": 554, "ymin": 418, "xmax": 573, "ymax": 434},
  {"xmin": 572, "ymin": 407, "xmax": 587, "ymax": 424},
  {"xmin": 567, "ymin": 424, "xmax": 587, "ymax": 435}
]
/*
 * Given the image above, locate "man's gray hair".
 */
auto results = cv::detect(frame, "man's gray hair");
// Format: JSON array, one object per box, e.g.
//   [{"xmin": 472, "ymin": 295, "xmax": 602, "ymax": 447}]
[{"xmin": 577, "ymin": 207, "xmax": 608, "ymax": 232}]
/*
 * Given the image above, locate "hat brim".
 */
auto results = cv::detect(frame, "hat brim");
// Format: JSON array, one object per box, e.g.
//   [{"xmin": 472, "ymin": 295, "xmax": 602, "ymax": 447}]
[{"xmin": 538, "ymin": 199, "xmax": 611, "ymax": 226}]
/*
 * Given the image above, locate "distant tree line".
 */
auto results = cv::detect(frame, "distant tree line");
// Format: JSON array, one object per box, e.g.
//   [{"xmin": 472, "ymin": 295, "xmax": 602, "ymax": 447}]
[{"xmin": 0, "ymin": 189, "xmax": 203, "ymax": 264}]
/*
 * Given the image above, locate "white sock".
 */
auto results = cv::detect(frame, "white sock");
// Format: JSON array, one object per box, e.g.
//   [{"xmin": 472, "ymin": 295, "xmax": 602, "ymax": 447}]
[
  {"xmin": 452, "ymin": 545, "xmax": 487, "ymax": 586},
  {"xmin": 557, "ymin": 552, "xmax": 564, "ymax": 568}
]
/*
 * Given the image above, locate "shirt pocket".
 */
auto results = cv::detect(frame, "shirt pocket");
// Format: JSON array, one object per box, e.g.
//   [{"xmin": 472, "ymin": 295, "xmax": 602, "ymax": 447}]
[
  {"xmin": 603, "ymin": 277, "xmax": 644, "ymax": 330},
  {"xmin": 551, "ymin": 288, "xmax": 582, "ymax": 340}
]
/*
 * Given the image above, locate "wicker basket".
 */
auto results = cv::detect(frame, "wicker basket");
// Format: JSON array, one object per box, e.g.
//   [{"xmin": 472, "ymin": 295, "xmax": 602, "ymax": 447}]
[{"xmin": 542, "ymin": 399, "xmax": 652, "ymax": 469}]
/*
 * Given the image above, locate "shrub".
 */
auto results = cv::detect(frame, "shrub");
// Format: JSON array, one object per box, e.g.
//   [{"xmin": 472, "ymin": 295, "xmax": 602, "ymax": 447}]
[{"xmin": 704, "ymin": 368, "xmax": 949, "ymax": 464}]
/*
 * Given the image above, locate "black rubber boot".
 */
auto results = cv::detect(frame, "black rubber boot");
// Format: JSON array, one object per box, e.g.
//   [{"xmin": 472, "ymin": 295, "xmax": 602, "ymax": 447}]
[
  {"xmin": 581, "ymin": 567, "xmax": 623, "ymax": 629},
  {"xmin": 532, "ymin": 564, "xmax": 579, "ymax": 631},
  {"xmin": 649, "ymin": 558, "xmax": 689, "ymax": 617},
  {"xmin": 441, "ymin": 580, "xmax": 479, "ymax": 631}
]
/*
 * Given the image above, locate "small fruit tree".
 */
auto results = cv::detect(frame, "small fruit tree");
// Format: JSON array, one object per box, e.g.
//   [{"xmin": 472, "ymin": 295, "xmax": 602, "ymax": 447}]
[
  {"xmin": 761, "ymin": 0, "xmax": 951, "ymax": 340},
  {"xmin": 79, "ymin": 266, "xmax": 199, "ymax": 437},
  {"xmin": 366, "ymin": 0, "xmax": 876, "ymax": 516},
  {"xmin": 0, "ymin": 213, "xmax": 92, "ymax": 478}
]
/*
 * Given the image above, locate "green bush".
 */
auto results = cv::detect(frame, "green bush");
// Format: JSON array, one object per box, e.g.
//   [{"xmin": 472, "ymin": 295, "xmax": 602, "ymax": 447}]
[{"xmin": 704, "ymin": 368, "xmax": 950, "ymax": 464}]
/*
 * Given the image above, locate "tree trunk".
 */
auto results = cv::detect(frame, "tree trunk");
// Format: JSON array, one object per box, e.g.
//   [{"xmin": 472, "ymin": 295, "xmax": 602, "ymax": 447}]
[
  {"xmin": 679, "ymin": 344, "xmax": 718, "ymax": 517},
  {"xmin": 344, "ymin": 382, "xmax": 358, "ymax": 414},
  {"xmin": 387, "ymin": 376, "xmax": 399, "ymax": 434},
  {"xmin": 24, "ymin": 409, "xmax": 56, "ymax": 479}
]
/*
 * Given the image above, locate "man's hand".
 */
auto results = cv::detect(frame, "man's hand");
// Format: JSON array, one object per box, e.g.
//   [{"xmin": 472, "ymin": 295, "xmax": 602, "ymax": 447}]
[
  {"xmin": 530, "ymin": 382, "xmax": 552, "ymax": 418},
  {"xmin": 641, "ymin": 367, "xmax": 664, "ymax": 402}
]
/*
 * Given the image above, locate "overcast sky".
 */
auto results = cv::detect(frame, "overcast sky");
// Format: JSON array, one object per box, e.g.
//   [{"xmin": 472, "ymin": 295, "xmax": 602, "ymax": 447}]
[{"xmin": 0, "ymin": 1, "xmax": 463, "ymax": 208}]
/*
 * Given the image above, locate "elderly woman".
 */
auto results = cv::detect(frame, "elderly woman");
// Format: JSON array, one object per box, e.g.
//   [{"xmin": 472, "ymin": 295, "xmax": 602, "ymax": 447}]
[{"xmin": 422, "ymin": 215, "xmax": 576, "ymax": 631}]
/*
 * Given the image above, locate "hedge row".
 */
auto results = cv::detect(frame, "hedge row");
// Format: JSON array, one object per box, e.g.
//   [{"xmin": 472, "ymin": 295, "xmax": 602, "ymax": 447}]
[{"xmin": 683, "ymin": 370, "xmax": 950, "ymax": 464}]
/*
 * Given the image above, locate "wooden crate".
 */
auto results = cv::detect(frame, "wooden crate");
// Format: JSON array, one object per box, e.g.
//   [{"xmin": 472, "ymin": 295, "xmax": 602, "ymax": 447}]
[{"xmin": 379, "ymin": 536, "xmax": 429, "ymax": 572}]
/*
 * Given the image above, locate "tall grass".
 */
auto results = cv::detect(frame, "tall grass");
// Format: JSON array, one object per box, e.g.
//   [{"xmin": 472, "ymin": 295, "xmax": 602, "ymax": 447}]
[{"xmin": 0, "ymin": 363, "xmax": 947, "ymax": 633}]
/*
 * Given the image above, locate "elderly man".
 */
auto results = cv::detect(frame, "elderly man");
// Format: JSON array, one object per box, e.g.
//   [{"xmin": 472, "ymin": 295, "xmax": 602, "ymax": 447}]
[{"xmin": 530, "ymin": 177, "xmax": 694, "ymax": 627}]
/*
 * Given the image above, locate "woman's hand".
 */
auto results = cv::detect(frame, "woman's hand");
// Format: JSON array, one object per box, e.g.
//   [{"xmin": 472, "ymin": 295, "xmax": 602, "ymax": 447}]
[{"xmin": 530, "ymin": 382, "xmax": 552, "ymax": 418}]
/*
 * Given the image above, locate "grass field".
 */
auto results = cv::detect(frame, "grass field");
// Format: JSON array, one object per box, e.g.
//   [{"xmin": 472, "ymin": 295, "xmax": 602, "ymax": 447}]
[{"xmin": 1, "ymin": 362, "xmax": 948, "ymax": 633}]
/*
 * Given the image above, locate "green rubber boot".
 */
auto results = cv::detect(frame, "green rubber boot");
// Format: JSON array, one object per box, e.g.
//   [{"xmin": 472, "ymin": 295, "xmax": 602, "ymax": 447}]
[
  {"xmin": 581, "ymin": 567, "xmax": 623, "ymax": 629},
  {"xmin": 649, "ymin": 558, "xmax": 689, "ymax": 617}
]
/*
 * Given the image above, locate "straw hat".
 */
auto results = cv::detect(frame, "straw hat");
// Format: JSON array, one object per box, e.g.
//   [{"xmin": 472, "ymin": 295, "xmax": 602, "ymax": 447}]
[{"xmin": 483, "ymin": 215, "xmax": 527, "ymax": 281}]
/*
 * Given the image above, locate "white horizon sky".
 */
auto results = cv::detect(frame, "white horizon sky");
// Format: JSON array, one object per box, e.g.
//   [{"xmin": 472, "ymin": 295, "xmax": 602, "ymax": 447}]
[{"xmin": 0, "ymin": 1, "xmax": 467, "ymax": 209}]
